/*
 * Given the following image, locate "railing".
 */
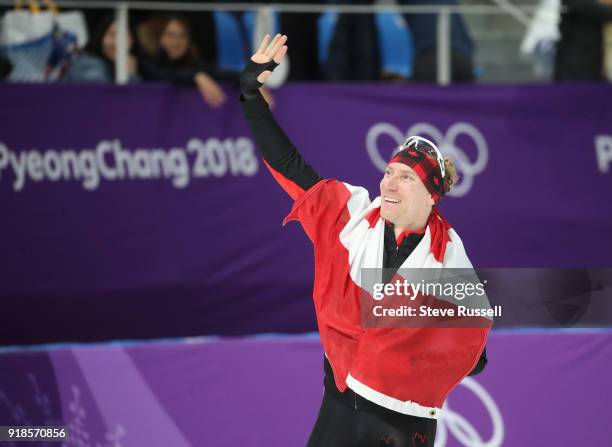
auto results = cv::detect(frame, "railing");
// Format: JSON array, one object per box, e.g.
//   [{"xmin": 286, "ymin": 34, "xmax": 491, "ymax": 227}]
[{"xmin": 0, "ymin": 1, "xmax": 550, "ymax": 85}]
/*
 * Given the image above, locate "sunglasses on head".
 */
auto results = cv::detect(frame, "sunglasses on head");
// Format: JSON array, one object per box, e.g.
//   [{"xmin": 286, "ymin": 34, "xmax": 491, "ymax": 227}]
[{"xmin": 399, "ymin": 136, "xmax": 446, "ymax": 178}]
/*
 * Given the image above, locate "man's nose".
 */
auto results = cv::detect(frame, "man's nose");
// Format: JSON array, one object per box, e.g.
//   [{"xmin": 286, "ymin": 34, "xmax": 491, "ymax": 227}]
[{"xmin": 386, "ymin": 177, "xmax": 398, "ymax": 190}]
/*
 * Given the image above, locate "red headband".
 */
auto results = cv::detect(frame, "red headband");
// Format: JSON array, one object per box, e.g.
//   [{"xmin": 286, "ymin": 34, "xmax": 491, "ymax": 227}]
[{"xmin": 389, "ymin": 148, "xmax": 448, "ymax": 203}]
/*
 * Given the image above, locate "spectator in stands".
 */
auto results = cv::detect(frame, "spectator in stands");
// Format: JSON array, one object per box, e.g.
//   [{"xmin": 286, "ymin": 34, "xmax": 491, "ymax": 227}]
[
  {"xmin": 322, "ymin": 0, "xmax": 380, "ymax": 80},
  {"xmin": 555, "ymin": 0, "xmax": 612, "ymax": 81},
  {"xmin": 0, "ymin": 55, "xmax": 12, "ymax": 80},
  {"xmin": 137, "ymin": 14, "xmax": 234, "ymax": 108},
  {"xmin": 138, "ymin": 14, "xmax": 275, "ymax": 108},
  {"xmin": 64, "ymin": 14, "xmax": 139, "ymax": 83},
  {"xmin": 279, "ymin": 0, "xmax": 321, "ymax": 80},
  {"xmin": 399, "ymin": 0, "xmax": 476, "ymax": 82}
]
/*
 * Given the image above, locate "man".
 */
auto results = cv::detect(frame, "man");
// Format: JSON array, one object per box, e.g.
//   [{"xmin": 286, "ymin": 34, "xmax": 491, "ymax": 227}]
[{"xmin": 240, "ymin": 34, "xmax": 490, "ymax": 446}]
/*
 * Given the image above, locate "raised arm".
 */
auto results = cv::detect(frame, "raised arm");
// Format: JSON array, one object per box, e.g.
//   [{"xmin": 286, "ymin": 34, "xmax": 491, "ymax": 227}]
[{"xmin": 240, "ymin": 34, "xmax": 321, "ymax": 200}]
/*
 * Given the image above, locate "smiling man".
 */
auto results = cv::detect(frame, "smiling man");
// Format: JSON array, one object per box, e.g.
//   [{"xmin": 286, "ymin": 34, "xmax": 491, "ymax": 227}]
[
  {"xmin": 381, "ymin": 137, "xmax": 445, "ymax": 239},
  {"xmin": 240, "ymin": 34, "xmax": 490, "ymax": 447}
]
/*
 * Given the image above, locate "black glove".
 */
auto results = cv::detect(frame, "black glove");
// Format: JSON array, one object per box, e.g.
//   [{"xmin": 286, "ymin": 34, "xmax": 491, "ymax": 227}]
[{"xmin": 240, "ymin": 59, "xmax": 279, "ymax": 99}]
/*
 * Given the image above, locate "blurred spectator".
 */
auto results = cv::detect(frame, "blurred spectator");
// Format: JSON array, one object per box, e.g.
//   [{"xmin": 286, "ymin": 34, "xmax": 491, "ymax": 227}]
[
  {"xmin": 0, "ymin": 55, "xmax": 12, "ymax": 80},
  {"xmin": 137, "ymin": 14, "xmax": 234, "ymax": 108},
  {"xmin": 64, "ymin": 14, "xmax": 139, "ymax": 83},
  {"xmin": 279, "ymin": 0, "xmax": 324, "ymax": 80},
  {"xmin": 399, "ymin": 0, "xmax": 476, "ymax": 82},
  {"xmin": 554, "ymin": 0, "xmax": 612, "ymax": 81},
  {"xmin": 322, "ymin": 0, "xmax": 380, "ymax": 80}
]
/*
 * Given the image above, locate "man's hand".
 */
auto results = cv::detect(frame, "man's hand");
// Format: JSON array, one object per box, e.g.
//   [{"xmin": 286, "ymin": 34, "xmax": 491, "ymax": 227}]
[
  {"xmin": 251, "ymin": 33, "xmax": 288, "ymax": 83},
  {"xmin": 240, "ymin": 34, "xmax": 288, "ymax": 99}
]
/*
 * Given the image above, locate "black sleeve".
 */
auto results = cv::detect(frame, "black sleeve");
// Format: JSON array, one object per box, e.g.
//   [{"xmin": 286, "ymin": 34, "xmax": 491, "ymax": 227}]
[
  {"xmin": 468, "ymin": 347, "xmax": 488, "ymax": 376},
  {"xmin": 240, "ymin": 91, "xmax": 321, "ymax": 195}
]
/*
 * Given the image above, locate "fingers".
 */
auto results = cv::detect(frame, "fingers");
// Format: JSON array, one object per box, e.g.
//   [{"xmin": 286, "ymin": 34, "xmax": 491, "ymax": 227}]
[
  {"xmin": 252, "ymin": 34, "xmax": 288, "ymax": 65},
  {"xmin": 255, "ymin": 34, "xmax": 271, "ymax": 55},
  {"xmin": 273, "ymin": 45, "xmax": 287, "ymax": 64},
  {"xmin": 211, "ymin": 87, "xmax": 226, "ymax": 107},
  {"xmin": 263, "ymin": 34, "xmax": 281, "ymax": 58},
  {"xmin": 205, "ymin": 90, "xmax": 226, "ymax": 108},
  {"xmin": 264, "ymin": 34, "xmax": 287, "ymax": 59},
  {"xmin": 214, "ymin": 90, "xmax": 227, "ymax": 107}
]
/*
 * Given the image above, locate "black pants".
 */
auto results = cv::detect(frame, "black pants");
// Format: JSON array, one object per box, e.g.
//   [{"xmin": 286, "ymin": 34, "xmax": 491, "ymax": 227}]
[{"xmin": 307, "ymin": 389, "xmax": 437, "ymax": 447}]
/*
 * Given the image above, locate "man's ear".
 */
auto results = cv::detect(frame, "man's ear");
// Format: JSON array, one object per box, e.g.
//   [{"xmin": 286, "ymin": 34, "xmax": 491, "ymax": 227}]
[{"xmin": 428, "ymin": 195, "xmax": 435, "ymax": 207}]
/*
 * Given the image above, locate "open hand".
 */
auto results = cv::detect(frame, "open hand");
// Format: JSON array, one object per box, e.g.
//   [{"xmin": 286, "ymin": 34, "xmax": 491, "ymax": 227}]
[
  {"xmin": 240, "ymin": 34, "xmax": 287, "ymax": 98},
  {"xmin": 251, "ymin": 33, "xmax": 288, "ymax": 84}
]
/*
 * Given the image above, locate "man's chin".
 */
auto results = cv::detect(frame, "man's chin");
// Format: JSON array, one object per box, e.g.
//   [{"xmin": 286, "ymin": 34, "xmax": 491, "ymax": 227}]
[{"xmin": 380, "ymin": 209, "xmax": 394, "ymax": 222}]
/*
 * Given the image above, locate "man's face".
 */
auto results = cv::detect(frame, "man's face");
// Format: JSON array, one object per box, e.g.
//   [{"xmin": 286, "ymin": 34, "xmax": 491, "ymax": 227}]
[{"xmin": 379, "ymin": 162, "xmax": 433, "ymax": 224}]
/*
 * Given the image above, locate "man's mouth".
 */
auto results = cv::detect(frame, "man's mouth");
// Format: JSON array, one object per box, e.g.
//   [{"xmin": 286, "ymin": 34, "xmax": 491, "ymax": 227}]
[{"xmin": 383, "ymin": 196, "xmax": 400, "ymax": 204}]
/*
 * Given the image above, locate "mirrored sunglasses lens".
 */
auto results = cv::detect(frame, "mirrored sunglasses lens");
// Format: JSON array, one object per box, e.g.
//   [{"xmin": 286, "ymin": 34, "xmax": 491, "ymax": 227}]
[{"xmin": 407, "ymin": 140, "xmax": 436, "ymax": 158}]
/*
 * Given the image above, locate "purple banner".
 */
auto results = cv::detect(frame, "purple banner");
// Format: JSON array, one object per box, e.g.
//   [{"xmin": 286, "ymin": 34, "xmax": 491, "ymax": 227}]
[
  {"xmin": 0, "ymin": 330, "xmax": 610, "ymax": 446},
  {"xmin": 1, "ymin": 83, "xmax": 611, "ymax": 344}
]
